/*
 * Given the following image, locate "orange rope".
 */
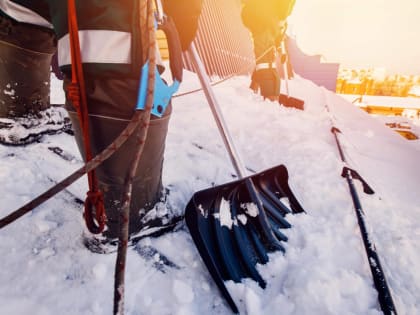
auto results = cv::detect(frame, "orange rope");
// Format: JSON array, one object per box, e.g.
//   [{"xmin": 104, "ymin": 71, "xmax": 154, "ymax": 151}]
[{"xmin": 67, "ymin": 0, "xmax": 106, "ymax": 234}]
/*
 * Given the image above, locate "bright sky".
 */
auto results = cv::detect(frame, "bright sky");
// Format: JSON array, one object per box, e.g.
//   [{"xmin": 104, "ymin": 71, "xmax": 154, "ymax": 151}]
[{"xmin": 288, "ymin": 0, "xmax": 420, "ymax": 74}]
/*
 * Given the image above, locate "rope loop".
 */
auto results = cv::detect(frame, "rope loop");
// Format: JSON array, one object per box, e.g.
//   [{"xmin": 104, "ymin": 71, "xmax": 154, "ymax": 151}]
[
  {"xmin": 68, "ymin": 0, "xmax": 107, "ymax": 234},
  {"xmin": 83, "ymin": 189, "xmax": 107, "ymax": 234}
]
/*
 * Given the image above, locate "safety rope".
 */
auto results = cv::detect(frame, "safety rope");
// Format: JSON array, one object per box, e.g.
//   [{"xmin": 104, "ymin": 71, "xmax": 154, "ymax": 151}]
[
  {"xmin": 0, "ymin": 9, "xmax": 154, "ymax": 232},
  {"xmin": 0, "ymin": 2, "xmax": 278, "ymax": 231},
  {"xmin": 67, "ymin": 0, "xmax": 106, "ymax": 234},
  {"xmin": 174, "ymin": 45, "xmax": 276, "ymax": 98},
  {"xmin": 113, "ymin": 1, "xmax": 156, "ymax": 314},
  {"xmin": 175, "ymin": 28, "xmax": 289, "ymax": 99}
]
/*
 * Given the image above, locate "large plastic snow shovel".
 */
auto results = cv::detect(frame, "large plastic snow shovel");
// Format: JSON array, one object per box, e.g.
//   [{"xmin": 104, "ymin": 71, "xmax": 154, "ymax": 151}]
[
  {"xmin": 185, "ymin": 43, "xmax": 305, "ymax": 314},
  {"xmin": 278, "ymin": 40, "xmax": 305, "ymax": 110}
]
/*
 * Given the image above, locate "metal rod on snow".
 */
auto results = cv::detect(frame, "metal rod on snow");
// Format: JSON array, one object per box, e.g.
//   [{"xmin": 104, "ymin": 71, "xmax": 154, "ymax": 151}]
[
  {"xmin": 187, "ymin": 43, "xmax": 247, "ymax": 179},
  {"xmin": 326, "ymin": 100, "xmax": 398, "ymax": 315},
  {"xmin": 279, "ymin": 40, "xmax": 290, "ymax": 96}
]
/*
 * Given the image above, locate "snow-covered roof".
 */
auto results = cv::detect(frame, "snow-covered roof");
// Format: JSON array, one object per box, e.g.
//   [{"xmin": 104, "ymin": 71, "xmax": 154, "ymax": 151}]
[
  {"xmin": 340, "ymin": 94, "xmax": 420, "ymax": 109},
  {"xmin": 0, "ymin": 72, "xmax": 419, "ymax": 315}
]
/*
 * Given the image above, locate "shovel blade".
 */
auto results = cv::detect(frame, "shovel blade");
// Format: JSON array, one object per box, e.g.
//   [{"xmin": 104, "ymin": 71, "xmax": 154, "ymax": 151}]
[
  {"xmin": 185, "ymin": 164, "xmax": 304, "ymax": 313},
  {"xmin": 279, "ymin": 93, "xmax": 305, "ymax": 110}
]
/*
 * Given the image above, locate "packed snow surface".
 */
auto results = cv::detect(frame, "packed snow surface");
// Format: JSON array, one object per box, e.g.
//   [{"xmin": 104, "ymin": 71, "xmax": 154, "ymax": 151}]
[{"xmin": 0, "ymin": 71, "xmax": 419, "ymax": 315}]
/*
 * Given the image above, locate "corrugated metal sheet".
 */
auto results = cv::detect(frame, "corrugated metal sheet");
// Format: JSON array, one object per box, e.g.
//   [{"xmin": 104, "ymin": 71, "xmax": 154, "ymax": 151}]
[
  {"xmin": 182, "ymin": 0, "xmax": 255, "ymax": 80},
  {"xmin": 171, "ymin": 1, "xmax": 339, "ymax": 91}
]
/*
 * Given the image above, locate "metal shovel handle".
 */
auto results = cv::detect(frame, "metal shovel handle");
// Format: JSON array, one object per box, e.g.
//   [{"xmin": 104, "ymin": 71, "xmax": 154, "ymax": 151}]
[
  {"xmin": 187, "ymin": 43, "xmax": 248, "ymax": 179},
  {"xmin": 279, "ymin": 40, "xmax": 290, "ymax": 96}
]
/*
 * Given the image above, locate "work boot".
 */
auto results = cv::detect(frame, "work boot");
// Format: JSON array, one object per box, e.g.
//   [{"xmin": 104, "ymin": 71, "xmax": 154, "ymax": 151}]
[
  {"xmin": 0, "ymin": 14, "xmax": 68, "ymax": 145},
  {"xmin": 0, "ymin": 14, "xmax": 56, "ymax": 118},
  {"xmin": 68, "ymin": 110, "xmax": 174, "ymax": 238},
  {"xmin": 65, "ymin": 77, "xmax": 177, "ymax": 242},
  {"xmin": 0, "ymin": 106, "xmax": 72, "ymax": 145}
]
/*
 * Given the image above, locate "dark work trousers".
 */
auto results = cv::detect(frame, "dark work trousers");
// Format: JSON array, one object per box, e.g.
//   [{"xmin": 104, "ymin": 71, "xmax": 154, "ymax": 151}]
[{"xmin": 65, "ymin": 78, "xmax": 171, "ymax": 238}]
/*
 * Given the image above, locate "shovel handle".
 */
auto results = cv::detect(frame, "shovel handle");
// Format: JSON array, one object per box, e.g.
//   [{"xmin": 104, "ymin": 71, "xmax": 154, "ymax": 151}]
[
  {"xmin": 279, "ymin": 40, "xmax": 290, "ymax": 96},
  {"xmin": 187, "ymin": 43, "xmax": 247, "ymax": 179}
]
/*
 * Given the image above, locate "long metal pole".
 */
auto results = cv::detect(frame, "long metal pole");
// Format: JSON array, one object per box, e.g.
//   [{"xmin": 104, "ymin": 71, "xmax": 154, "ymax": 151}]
[
  {"xmin": 113, "ymin": 1, "xmax": 155, "ymax": 314},
  {"xmin": 188, "ymin": 43, "xmax": 247, "ymax": 179},
  {"xmin": 326, "ymin": 97, "xmax": 398, "ymax": 315},
  {"xmin": 280, "ymin": 40, "xmax": 290, "ymax": 96}
]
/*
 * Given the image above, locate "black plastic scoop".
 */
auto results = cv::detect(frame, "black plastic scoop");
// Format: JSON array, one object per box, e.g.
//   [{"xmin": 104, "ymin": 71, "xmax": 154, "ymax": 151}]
[
  {"xmin": 184, "ymin": 44, "xmax": 305, "ymax": 313},
  {"xmin": 185, "ymin": 165, "xmax": 304, "ymax": 313}
]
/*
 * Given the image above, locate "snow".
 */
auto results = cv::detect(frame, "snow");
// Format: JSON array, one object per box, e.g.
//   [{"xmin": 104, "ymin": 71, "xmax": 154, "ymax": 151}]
[
  {"xmin": 0, "ymin": 70, "xmax": 419, "ymax": 315},
  {"xmin": 218, "ymin": 198, "xmax": 234, "ymax": 229},
  {"xmin": 340, "ymin": 94, "xmax": 420, "ymax": 110},
  {"xmin": 241, "ymin": 203, "xmax": 259, "ymax": 218}
]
